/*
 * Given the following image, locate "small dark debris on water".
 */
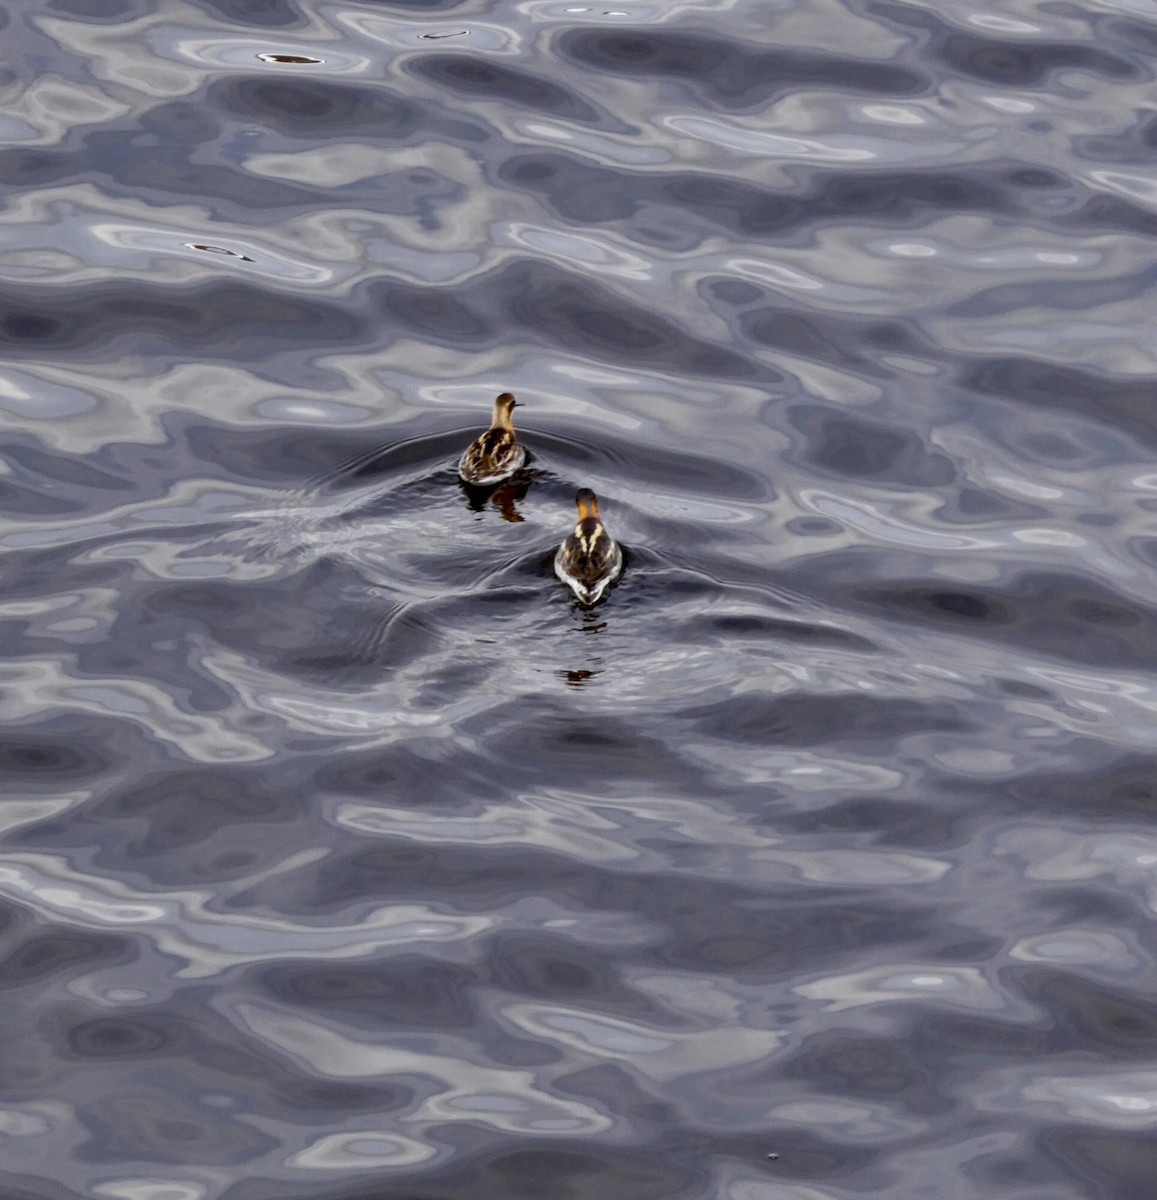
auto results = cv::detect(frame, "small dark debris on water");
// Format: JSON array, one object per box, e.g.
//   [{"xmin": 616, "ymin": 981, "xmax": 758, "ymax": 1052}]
[
  {"xmin": 257, "ymin": 53, "xmax": 324, "ymax": 64},
  {"xmin": 185, "ymin": 244, "xmax": 254, "ymax": 262}
]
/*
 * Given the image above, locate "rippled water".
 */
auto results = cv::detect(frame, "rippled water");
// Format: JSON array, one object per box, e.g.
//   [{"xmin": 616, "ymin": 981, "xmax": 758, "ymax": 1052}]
[{"xmin": 4, "ymin": 1, "xmax": 1157, "ymax": 1197}]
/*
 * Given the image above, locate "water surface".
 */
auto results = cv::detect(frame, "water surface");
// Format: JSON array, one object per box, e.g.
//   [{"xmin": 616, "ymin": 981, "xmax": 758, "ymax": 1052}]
[{"xmin": 2, "ymin": 1, "xmax": 1157, "ymax": 1198}]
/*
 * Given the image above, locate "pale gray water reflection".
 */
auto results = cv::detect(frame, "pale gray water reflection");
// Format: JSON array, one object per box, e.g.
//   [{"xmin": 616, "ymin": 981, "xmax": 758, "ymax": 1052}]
[{"xmin": 3, "ymin": 0, "xmax": 1157, "ymax": 1198}]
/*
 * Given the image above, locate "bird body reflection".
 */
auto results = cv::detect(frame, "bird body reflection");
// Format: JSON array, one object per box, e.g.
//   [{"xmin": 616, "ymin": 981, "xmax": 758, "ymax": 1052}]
[
  {"xmin": 457, "ymin": 392, "xmax": 527, "ymax": 486},
  {"xmin": 554, "ymin": 489, "xmax": 623, "ymax": 606}
]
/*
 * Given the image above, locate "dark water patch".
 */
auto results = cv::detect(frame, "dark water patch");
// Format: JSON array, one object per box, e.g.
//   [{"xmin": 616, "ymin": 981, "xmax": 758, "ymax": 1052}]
[
  {"xmin": 311, "ymin": 842, "xmax": 934, "ymax": 974},
  {"xmin": 3, "ymin": 444, "xmax": 136, "ymax": 492},
  {"xmin": 1008, "ymin": 426, "xmax": 1122, "ymax": 472},
  {"xmin": 502, "ymin": 153, "xmax": 777, "ymax": 232},
  {"xmin": 500, "ymin": 260, "xmax": 756, "ymax": 377},
  {"xmin": 274, "ymin": 1078, "xmax": 412, "ymax": 1116},
  {"xmin": 310, "ymin": 430, "xmax": 473, "ymax": 490},
  {"xmin": 365, "ymin": 259, "xmax": 757, "ymax": 377},
  {"xmin": 501, "ymin": 157, "xmax": 1020, "ymax": 239},
  {"xmin": 498, "ymin": 151, "xmax": 660, "ymax": 222},
  {"xmin": 1002, "ymin": 165, "xmax": 1068, "ymax": 190},
  {"xmin": 0, "ymin": 148, "xmax": 69, "ymax": 188},
  {"xmin": 697, "ymin": 159, "xmax": 1110, "ymax": 250},
  {"xmin": 784, "ymin": 515, "xmax": 843, "ymax": 537},
  {"xmin": 857, "ymin": 575, "xmax": 1157, "ymax": 671},
  {"xmin": 410, "ymin": 54, "xmax": 605, "ymax": 124},
  {"xmin": 471, "ymin": 704, "xmax": 709, "ymax": 790},
  {"xmin": 292, "ymin": 601, "xmax": 442, "ymax": 681},
  {"xmin": 257, "ymin": 957, "xmax": 477, "ymax": 1028},
  {"xmin": 0, "ymin": 930, "xmax": 129, "ymax": 989},
  {"xmin": 777, "ymin": 796, "xmax": 959, "ymax": 848},
  {"xmin": 47, "ymin": 0, "xmax": 133, "ymax": 18},
  {"xmin": 923, "ymin": 1010, "xmax": 1052, "ymax": 1058},
  {"xmin": 98, "ymin": 766, "xmax": 304, "ymax": 854},
  {"xmin": 937, "ymin": 486, "xmax": 1049, "ymax": 523},
  {"xmin": 697, "ymin": 612, "xmax": 877, "ymax": 654},
  {"xmin": 814, "ymin": 168, "xmax": 1011, "ymax": 223},
  {"xmin": 341, "ymin": 1145, "xmax": 698, "ymax": 1200},
  {"xmin": 529, "ymin": 427, "xmax": 771, "ymax": 499},
  {"xmin": 1006, "ymin": 754, "xmax": 1157, "ymax": 824},
  {"xmin": 1018, "ymin": 970, "xmax": 1157, "ymax": 1054},
  {"xmin": 67, "ymin": 1015, "xmax": 177, "ymax": 1059},
  {"xmin": 317, "ymin": 742, "xmax": 517, "ymax": 809},
  {"xmin": 217, "ymin": 1147, "xmax": 697, "ymax": 1200},
  {"xmin": 1075, "ymin": 108, "xmax": 1157, "ymax": 163},
  {"xmin": 0, "ymin": 88, "xmax": 483, "ymax": 208},
  {"xmin": 1103, "ymin": 17, "xmax": 1157, "ymax": 59},
  {"xmin": 0, "ymin": 1175, "xmax": 83, "ymax": 1200},
  {"xmin": 1028, "ymin": 885, "xmax": 1150, "ymax": 930},
  {"xmin": 11, "ymin": 766, "xmax": 317, "ymax": 886},
  {"xmin": 474, "ymin": 1147, "xmax": 694, "ymax": 1200},
  {"xmin": 681, "ymin": 693, "xmax": 975, "ymax": 746},
  {"xmin": 862, "ymin": 584, "xmax": 1015, "ymax": 625},
  {"xmin": 141, "ymin": 100, "xmax": 222, "ymax": 145},
  {"xmin": 0, "ymin": 478, "xmax": 87, "ymax": 515},
  {"xmin": 942, "ymin": 33, "xmax": 1137, "ymax": 86},
  {"xmin": 790, "ymin": 405, "xmax": 957, "ymax": 485},
  {"xmin": 0, "ymin": 280, "xmax": 364, "ymax": 357},
  {"xmin": 0, "ymin": 133, "xmax": 337, "ymax": 212},
  {"xmin": 1040, "ymin": 1126, "xmax": 1157, "ymax": 1199},
  {"xmin": 557, "ymin": 28, "xmax": 927, "ymax": 107},
  {"xmin": 948, "ymin": 263, "xmax": 1157, "ymax": 319},
  {"xmin": 705, "ymin": 279, "xmax": 764, "ymax": 306},
  {"xmin": 778, "ymin": 1029, "xmax": 952, "ymax": 1112},
  {"xmin": 0, "ymin": 551, "xmax": 126, "ymax": 607},
  {"xmin": 0, "ymin": 729, "xmax": 110, "ymax": 786},
  {"xmin": 135, "ymin": 573, "xmax": 284, "ymax": 643},
  {"xmin": 519, "ymin": 270, "xmax": 675, "ymax": 353},
  {"xmin": 962, "ymin": 355, "xmax": 1157, "ymax": 447},
  {"xmin": 48, "ymin": 993, "xmax": 390, "ymax": 1108},
  {"xmin": 278, "ymin": 597, "xmax": 454, "ymax": 687},
  {"xmin": 871, "ymin": 2, "xmax": 1139, "ymax": 84},
  {"xmin": 748, "ymin": 307, "xmax": 888, "ymax": 376},
  {"xmin": 132, "ymin": 566, "xmax": 355, "ymax": 672},
  {"xmin": 485, "ymin": 930, "xmax": 670, "ymax": 1016},
  {"xmin": 216, "ymin": 75, "xmax": 421, "ymax": 137},
  {"xmin": 1128, "ymin": 535, "xmax": 1157, "ymax": 568},
  {"xmin": 183, "ymin": 420, "xmax": 458, "ymax": 487},
  {"xmin": 376, "ymin": 279, "xmax": 494, "ymax": 344},
  {"xmin": 1054, "ymin": 191, "xmax": 1157, "ymax": 239},
  {"xmin": 707, "ymin": 1130, "xmax": 877, "ymax": 1185},
  {"xmin": 1075, "ymin": 512, "xmax": 1118, "ymax": 529},
  {"xmin": 747, "ymin": 310, "xmax": 915, "ymax": 379},
  {"xmin": 191, "ymin": 0, "xmax": 305, "ymax": 26},
  {"xmin": 76, "ymin": 1088, "xmax": 279, "ymax": 1165}
]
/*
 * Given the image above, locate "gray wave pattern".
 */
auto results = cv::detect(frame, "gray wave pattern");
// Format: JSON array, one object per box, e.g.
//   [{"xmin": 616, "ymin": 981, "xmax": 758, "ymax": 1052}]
[{"xmin": 1, "ymin": 2, "xmax": 1156, "ymax": 1198}]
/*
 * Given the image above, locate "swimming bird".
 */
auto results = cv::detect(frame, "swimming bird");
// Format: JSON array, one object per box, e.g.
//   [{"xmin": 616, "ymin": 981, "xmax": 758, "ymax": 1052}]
[
  {"xmin": 457, "ymin": 392, "xmax": 527, "ymax": 486},
  {"xmin": 554, "ymin": 488, "xmax": 623, "ymax": 606}
]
